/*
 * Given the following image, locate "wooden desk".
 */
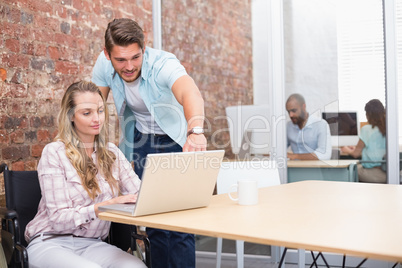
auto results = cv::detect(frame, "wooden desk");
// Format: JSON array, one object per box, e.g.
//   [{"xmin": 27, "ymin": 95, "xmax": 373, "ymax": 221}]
[
  {"xmin": 99, "ymin": 181, "xmax": 402, "ymax": 263},
  {"xmin": 287, "ymin": 160, "xmax": 358, "ymax": 183}
]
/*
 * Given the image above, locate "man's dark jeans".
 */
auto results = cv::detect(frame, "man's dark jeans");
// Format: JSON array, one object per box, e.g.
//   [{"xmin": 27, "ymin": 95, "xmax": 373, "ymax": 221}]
[{"xmin": 132, "ymin": 128, "xmax": 195, "ymax": 268}]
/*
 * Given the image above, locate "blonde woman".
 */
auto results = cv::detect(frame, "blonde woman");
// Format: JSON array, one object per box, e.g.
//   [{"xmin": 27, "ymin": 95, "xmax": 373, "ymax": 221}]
[{"xmin": 25, "ymin": 81, "xmax": 146, "ymax": 268}]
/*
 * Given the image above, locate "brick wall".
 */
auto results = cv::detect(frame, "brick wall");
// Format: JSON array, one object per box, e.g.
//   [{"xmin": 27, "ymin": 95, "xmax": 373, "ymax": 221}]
[
  {"xmin": 162, "ymin": 1, "xmax": 253, "ymax": 156},
  {"xmin": 0, "ymin": 0, "xmax": 253, "ymax": 196}
]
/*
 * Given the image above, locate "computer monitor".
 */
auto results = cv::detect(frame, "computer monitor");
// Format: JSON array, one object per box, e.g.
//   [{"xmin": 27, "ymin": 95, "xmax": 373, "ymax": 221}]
[
  {"xmin": 321, "ymin": 112, "xmax": 359, "ymax": 147},
  {"xmin": 225, "ymin": 105, "xmax": 272, "ymax": 158}
]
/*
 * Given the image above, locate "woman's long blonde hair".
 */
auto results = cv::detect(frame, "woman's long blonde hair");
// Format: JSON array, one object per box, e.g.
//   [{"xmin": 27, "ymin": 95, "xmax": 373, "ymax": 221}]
[{"xmin": 55, "ymin": 81, "xmax": 119, "ymax": 199}]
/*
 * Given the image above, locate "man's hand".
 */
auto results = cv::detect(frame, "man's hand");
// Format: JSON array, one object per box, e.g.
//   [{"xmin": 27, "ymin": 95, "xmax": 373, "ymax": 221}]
[{"xmin": 183, "ymin": 134, "xmax": 207, "ymax": 152}]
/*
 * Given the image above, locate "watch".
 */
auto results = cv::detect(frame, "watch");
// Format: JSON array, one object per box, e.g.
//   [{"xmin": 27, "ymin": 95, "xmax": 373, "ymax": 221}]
[{"xmin": 187, "ymin": 127, "xmax": 204, "ymax": 137}]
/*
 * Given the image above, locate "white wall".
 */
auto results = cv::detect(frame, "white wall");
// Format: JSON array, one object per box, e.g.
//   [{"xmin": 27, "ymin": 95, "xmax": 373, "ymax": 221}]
[
  {"xmin": 283, "ymin": 0, "xmax": 339, "ymax": 116},
  {"xmin": 252, "ymin": 0, "xmax": 270, "ymax": 105},
  {"xmin": 253, "ymin": 0, "xmax": 339, "ymax": 114}
]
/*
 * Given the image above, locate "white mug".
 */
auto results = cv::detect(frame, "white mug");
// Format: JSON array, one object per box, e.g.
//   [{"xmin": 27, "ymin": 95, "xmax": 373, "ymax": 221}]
[{"xmin": 228, "ymin": 179, "xmax": 258, "ymax": 205}]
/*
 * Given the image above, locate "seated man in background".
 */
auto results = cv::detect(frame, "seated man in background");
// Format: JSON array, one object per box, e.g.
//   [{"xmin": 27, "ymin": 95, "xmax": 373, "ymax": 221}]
[{"xmin": 286, "ymin": 93, "xmax": 331, "ymax": 160}]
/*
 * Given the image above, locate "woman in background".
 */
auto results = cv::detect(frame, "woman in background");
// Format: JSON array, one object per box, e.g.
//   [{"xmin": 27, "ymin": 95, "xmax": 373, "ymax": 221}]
[
  {"xmin": 341, "ymin": 99, "xmax": 386, "ymax": 183},
  {"xmin": 25, "ymin": 81, "xmax": 146, "ymax": 268}
]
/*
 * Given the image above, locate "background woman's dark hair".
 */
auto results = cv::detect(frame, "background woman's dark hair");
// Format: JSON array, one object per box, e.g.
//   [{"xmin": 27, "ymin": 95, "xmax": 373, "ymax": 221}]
[
  {"xmin": 104, "ymin": 18, "xmax": 145, "ymax": 55},
  {"xmin": 365, "ymin": 99, "xmax": 386, "ymax": 136}
]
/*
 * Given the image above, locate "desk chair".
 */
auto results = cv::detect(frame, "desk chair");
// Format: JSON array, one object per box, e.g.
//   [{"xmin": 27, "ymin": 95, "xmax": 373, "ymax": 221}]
[
  {"xmin": 215, "ymin": 160, "xmax": 280, "ymax": 268},
  {"xmin": 0, "ymin": 163, "xmax": 150, "ymax": 268}
]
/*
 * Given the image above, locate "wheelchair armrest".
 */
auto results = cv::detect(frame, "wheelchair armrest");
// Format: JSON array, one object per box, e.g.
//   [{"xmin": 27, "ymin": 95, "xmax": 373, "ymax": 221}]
[
  {"xmin": 15, "ymin": 242, "xmax": 29, "ymax": 267},
  {"xmin": 0, "ymin": 163, "xmax": 7, "ymax": 174},
  {"xmin": 0, "ymin": 207, "xmax": 17, "ymax": 220},
  {"xmin": 130, "ymin": 229, "xmax": 151, "ymax": 267}
]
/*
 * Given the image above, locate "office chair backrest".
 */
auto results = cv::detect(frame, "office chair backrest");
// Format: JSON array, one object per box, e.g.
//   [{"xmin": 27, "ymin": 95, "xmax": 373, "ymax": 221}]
[
  {"xmin": 3, "ymin": 166, "xmax": 41, "ymax": 247},
  {"xmin": 217, "ymin": 160, "xmax": 280, "ymax": 195}
]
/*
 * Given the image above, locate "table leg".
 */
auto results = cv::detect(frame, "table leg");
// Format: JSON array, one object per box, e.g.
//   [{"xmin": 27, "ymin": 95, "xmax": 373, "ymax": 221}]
[{"xmin": 298, "ymin": 249, "xmax": 305, "ymax": 268}]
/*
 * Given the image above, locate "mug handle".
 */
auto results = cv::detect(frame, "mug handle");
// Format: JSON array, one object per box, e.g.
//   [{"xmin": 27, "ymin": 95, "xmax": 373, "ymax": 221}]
[{"xmin": 228, "ymin": 183, "xmax": 238, "ymax": 201}]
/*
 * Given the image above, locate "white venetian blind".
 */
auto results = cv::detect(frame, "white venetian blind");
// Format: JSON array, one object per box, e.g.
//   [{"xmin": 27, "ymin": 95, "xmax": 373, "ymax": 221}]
[
  {"xmin": 336, "ymin": 0, "xmax": 386, "ymax": 123},
  {"xmin": 397, "ymin": 0, "xmax": 402, "ymax": 146}
]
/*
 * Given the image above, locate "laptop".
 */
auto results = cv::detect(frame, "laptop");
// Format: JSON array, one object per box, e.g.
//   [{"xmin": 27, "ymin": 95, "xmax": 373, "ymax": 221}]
[{"xmin": 98, "ymin": 150, "xmax": 225, "ymax": 217}]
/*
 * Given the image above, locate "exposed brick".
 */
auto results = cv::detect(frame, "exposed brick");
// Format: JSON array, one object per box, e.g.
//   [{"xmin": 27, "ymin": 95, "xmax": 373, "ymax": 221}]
[
  {"xmin": 0, "ymin": 130, "xmax": 9, "ymax": 144},
  {"xmin": 25, "ymin": 160, "xmax": 38, "ymax": 171},
  {"xmin": 72, "ymin": 0, "xmax": 85, "ymax": 10},
  {"xmin": 10, "ymin": 69, "xmax": 22, "ymax": 84},
  {"xmin": 41, "ymin": 116, "xmax": 55, "ymax": 127},
  {"xmin": 21, "ymin": 41, "xmax": 35, "ymax": 55},
  {"xmin": 54, "ymin": 5, "xmax": 68, "ymax": 19},
  {"xmin": 4, "ymin": 116, "xmax": 29, "ymax": 130},
  {"xmin": 50, "ymin": 129, "xmax": 58, "ymax": 140},
  {"xmin": 48, "ymin": 46, "xmax": 60, "ymax": 60},
  {"xmin": 60, "ymin": 21, "xmax": 71, "ymax": 34},
  {"xmin": 0, "ymin": 0, "xmax": 250, "ymax": 168},
  {"xmin": 30, "ymin": 58, "xmax": 55, "ymax": 72},
  {"xmin": 25, "ymin": 131, "xmax": 37, "ymax": 142},
  {"xmin": 102, "ymin": 7, "xmax": 114, "ymax": 19},
  {"xmin": 71, "ymin": 25, "xmax": 82, "ymax": 37},
  {"xmin": 93, "ymin": 2, "xmax": 102, "ymax": 15},
  {"xmin": 37, "ymin": 129, "xmax": 50, "ymax": 143},
  {"xmin": 31, "ymin": 144, "xmax": 45, "ymax": 157},
  {"xmin": 5, "ymin": 83, "xmax": 27, "ymax": 98},
  {"xmin": 0, "ymin": 21, "xmax": 28, "ymax": 36},
  {"xmin": 0, "ymin": 115, "xmax": 7, "ymax": 129},
  {"xmin": 11, "ymin": 161, "xmax": 24, "ymax": 171},
  {"xmin": 0, "ymin": 4, "xmax": 6, "ymax": 19},
  {"xmin": 29, "ymin": 116, "xmax": 55, "ymax": 128},
  {"xmin": 61, "ymin": 0, "xmax": 73, "ymax": 6},
  {"xmin": 28, "ymin": 85, "xmax": 53, "ymax": 100},
  {"xmin": 23, "ymin": 0, "xmax": 53, "ymax": 13},
  {"xmin": 6, "ymin": 7, "xmax": 20, "ymax": 23},
  {"xmin": 0, "ymin": 99, "xmax": 7, "ymax": 114},
  {"xmin": 21, "ymin": 11, "xmax": 34, "ymax": 25},
  {"xmin": 55, "ymin": 61, "xmax": 80, "ymax": 75},
  {"xmin": 49, "ymin": 74, "xmax": 61, "ymax": 84},
  {"xmin": 2, "ymin": 53, "xmax": 30, "ymax": 68},
  {"xmin": 31, "ymin": 29, "xmax": 54, "ymax": 43},
  {"xmin": 5, "ymin": 38, "xmax": 19, "ymax": 53},
  {"xmin": 30, "ymin": 116, "xmax": 41, "ymax": 128},
  {"xmin": 2, "ymin": 145, "xmax": 30, "ymax": 160},
  {"xmin": 10, "ymin": 130, "xmax": 24, "ymax": 144},
  {"xmin": 34, "ymin": 43, "xmax": 48, "ymax": 57},
  {"xmin": 54, "ymin": 33, "xmax": 76, "ymax": 47},
  {"xmin": 10, "ymin": 99, "xmax": 37, "ymax": 114}
]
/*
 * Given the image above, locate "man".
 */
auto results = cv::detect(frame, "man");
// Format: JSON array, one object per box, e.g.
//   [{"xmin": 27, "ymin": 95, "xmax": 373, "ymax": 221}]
[
  {"xmin": 92, "ymin": 18, "xmax": 206, "ymax": 268},
  {"xmin": 286, "ymin": 93, "xmax": 331, "ymax": 160}
]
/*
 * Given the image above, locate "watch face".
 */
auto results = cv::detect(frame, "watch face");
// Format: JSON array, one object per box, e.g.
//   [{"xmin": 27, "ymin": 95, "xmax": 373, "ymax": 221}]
[
  {"xmin": 194, "ymin": 128, "xmax": 203, "ymax": 134},
  {"xmin": 188, "ymin": 127, "xmax": 204, "ymax": 136}
]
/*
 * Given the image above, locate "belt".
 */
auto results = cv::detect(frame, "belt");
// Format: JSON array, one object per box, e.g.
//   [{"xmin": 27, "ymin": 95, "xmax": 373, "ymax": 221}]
[
  {"xmin": 29, "ymin": 233, "xmax": 84, "ymax": 243},
  {"xmin": 139, "ymin": 132, "xmax": 168, "ymax": 137},
  {"xmin": 152, "ymin": 133, "xmax": 168, "ymax": 137}
]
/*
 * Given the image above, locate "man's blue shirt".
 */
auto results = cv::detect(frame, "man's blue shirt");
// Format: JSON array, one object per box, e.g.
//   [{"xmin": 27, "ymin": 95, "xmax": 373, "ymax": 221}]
[
  {"xmin": 287, "ymin": 115, "xmax": 332, "ymax": 160},
  {"xmin": 92, "ymin": 47, "xmax": 188, "ymax": 161}
]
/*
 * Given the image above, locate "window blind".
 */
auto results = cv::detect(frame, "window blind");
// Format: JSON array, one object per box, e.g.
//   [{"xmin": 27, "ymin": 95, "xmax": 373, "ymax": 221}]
[{"xmin": 336, "ymin": 0, "xmax": 386, "ymax": 123}]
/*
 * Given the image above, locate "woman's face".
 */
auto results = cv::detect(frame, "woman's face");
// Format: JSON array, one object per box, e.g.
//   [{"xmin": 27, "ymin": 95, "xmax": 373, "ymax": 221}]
[{"xmin": 72, "ymin": 91, "xmax": 105, "ymax": 142}]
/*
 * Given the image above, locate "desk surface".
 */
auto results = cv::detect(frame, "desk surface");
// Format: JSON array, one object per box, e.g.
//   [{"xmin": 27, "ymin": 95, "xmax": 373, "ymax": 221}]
[
  {"xmin": 287, "ymin": 159, "xmax": 358, "ymax": 168},
  {"xmin": 99, "ymin": 181, "xmax": 402, "ymax": 263}
]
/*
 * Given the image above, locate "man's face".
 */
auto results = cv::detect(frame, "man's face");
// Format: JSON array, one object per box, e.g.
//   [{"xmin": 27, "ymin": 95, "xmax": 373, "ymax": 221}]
[
  {"xmin": 104, "ymin": 43, "xmax": 144, "ymax": 83},
  {"xmin": 286, "ymin": 99, "xmax": 306, "ymax": 125}
]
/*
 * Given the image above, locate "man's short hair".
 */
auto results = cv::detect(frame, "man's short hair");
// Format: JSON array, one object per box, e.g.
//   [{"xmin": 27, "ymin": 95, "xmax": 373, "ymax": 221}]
[
  {"xmin": 286, "ymin": 93, "xmax": 305, "ymax": 106},
  {"xmin": 104, "ymin": 18, "xmax": 145, "ymax": 54}
]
